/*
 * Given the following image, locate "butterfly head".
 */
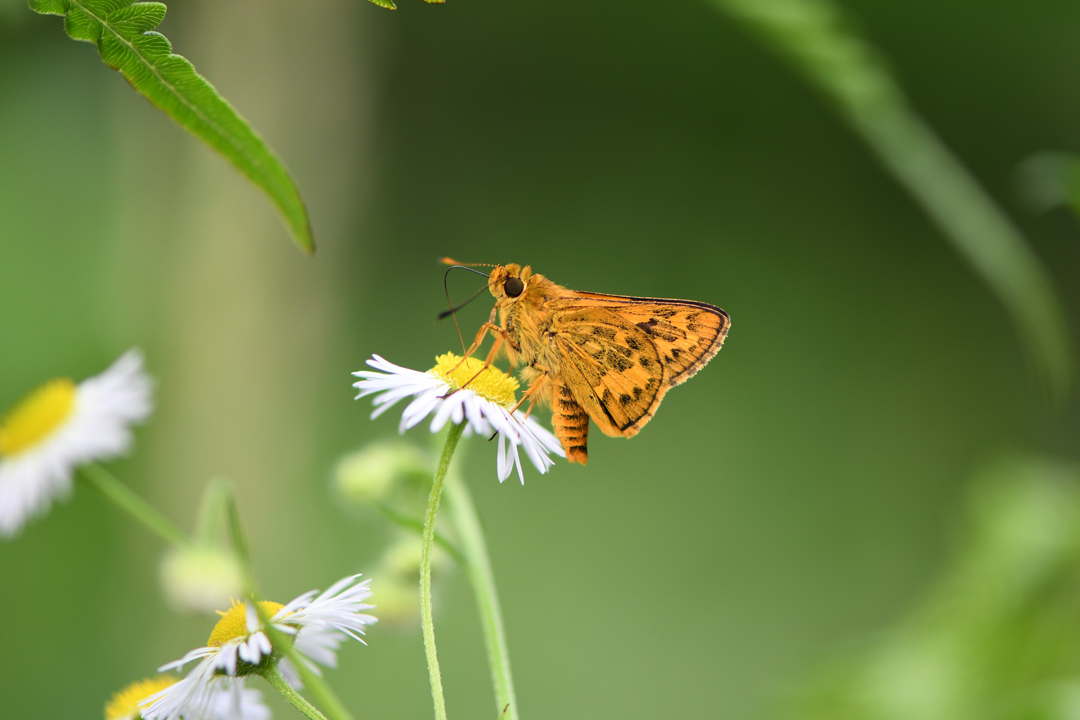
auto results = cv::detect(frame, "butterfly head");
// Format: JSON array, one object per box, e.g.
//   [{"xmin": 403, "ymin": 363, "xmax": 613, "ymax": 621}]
[{"xmin": 488, "ymin": 264, "xmax": 533, "ymax": 304}]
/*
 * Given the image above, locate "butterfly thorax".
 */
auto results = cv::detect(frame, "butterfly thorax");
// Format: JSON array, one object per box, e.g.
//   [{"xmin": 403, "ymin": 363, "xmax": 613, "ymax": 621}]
[{"xmin": 488, "ymin": 264, "xmax": 566, "ymax": 373}]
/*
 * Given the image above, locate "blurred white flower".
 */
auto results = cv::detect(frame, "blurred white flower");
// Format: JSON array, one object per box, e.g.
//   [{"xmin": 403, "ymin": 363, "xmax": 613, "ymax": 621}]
[
  {"xmin": 0, "ymin": 350, "xmax": 152, "ymax": 537},
  {"xmin": 141, "ymin": 576, "xmax": 376, "ymax": 720},
  {"xmin": 105, "ymin": 675, "xmax": 268, "ymax": 720},
  {"xmin": 352, "ymin": 353, "xmax": 564, "ymax": 483}
]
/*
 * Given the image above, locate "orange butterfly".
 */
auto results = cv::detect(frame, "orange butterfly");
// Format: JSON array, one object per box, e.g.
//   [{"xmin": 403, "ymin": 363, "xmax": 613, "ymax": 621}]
[{"xmin": 443, "ymin": 260, "xmax": 730, "ymax": 464}]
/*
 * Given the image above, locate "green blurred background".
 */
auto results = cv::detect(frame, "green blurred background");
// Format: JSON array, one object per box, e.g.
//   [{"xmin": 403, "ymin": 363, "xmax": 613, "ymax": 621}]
[{"xmin": 2, "ymin": 0, "xmax": 1080, "ymax": 718}]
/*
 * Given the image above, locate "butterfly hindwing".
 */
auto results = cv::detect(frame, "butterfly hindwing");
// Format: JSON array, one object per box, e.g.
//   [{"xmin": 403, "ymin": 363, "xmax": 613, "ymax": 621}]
[{"xmin": 551, "ymin": 308, "xmax": 666, "ymax": 438}]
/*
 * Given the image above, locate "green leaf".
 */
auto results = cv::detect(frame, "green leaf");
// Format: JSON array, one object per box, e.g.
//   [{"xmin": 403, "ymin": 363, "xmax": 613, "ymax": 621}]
[
  {"xmin": 711, "ymin": 0, "xmax": 1074, "ymax": 398},
  {"xmin": 28, "ymin": 0, "xmax": 315, "ymax": 254}
]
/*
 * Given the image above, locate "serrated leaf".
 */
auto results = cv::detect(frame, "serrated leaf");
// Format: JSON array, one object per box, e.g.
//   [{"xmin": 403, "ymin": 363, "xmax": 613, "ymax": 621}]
[{"xmin": 28, "ymin": 0, "xmax": 314, "ymax": 254}]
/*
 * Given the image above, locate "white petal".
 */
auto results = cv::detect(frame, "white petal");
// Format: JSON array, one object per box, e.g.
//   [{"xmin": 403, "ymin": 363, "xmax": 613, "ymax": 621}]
[
  {"xmin": 510, "ymin": 438, "xmax": 525, "ymax": 485},
  {"xmin": 497, "ymin": 432, "xmax": 510, "ymax": 483},
  {"xmin": 428, "ymin": 392, "xmax": 457, "ymax": 433},
  {"xmin": 400, "ymin": 388, "xmax": 444, "ymax": 431}
]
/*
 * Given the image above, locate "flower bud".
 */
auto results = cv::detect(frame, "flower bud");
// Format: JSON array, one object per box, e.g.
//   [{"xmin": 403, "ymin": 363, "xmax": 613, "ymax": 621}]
[
  {"xmin": 159, "ymin": 544, "xmax": 243, "ymax": 615},
  {"xmin": 334, "ymin": 441, "xmax": 432, "ymax": 507}
]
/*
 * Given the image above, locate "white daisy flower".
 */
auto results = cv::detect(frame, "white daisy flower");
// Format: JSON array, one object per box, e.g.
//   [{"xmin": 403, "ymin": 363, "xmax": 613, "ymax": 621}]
[
  {"xmin": 0, "ymin": 350, "xmax": 152, "ymax": 537},
  {"xmin": 105, "ymin": 675, "xmax": 269, "ymax": 720},
  {"xmin": 352, "ymin": 353, "xmax": 565, "ymax": 484},
  {"xmin": 141, "ymin": 576, "xmax": 376, "ymax": 720}
]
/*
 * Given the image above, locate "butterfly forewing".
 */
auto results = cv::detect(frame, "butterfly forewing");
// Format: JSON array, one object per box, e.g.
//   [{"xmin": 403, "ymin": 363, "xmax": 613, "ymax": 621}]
[{"xmin": 553, "ymin": 292, "xmax": 730, "ymax": 387}]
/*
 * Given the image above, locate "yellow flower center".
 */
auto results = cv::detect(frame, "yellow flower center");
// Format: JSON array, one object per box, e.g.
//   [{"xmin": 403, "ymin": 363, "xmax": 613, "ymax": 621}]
[
  {"xmin": 208, "ymin": 600, "xmax": 286, "ymax": 646},
  {"xmin": 430, "ymin": 353, "xmax": 518, "ymax": 407},
  {"xmin": 104, "ymin": 676, "xmax": 177, "ymax": 720},
  {"xmin": 0, "ymin": 378, "xmax": 77, "ymax": 458}
]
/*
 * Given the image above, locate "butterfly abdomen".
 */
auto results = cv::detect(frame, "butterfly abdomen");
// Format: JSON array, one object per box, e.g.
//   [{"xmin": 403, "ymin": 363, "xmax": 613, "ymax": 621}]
[{"xmin": 551, "ymin": 379, "xmax": 589, "ymax": 464}]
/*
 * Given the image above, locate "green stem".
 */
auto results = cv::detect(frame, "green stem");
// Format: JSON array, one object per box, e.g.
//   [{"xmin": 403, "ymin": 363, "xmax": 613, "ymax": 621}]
[
  {"xmin": 421, "ymin": 422, "xmax": 466, "ymax": 720},
  {"xmin": 194, "ymin": 477, "xmax": 232, "ymax": 546},
  {"xmin": 263, "ymin": 664, "xmax": 329, "ymax": 720},
  {"xmin": 222, "ymin": 483, "xmax": 253, "ymax": 584},
  {"xmin": 445, "ymin": 471, "xmax": 519, "ymax": 720},
  {"xmin": 78, "ymin": 463, "xmax": 188, "ymax": 547}
]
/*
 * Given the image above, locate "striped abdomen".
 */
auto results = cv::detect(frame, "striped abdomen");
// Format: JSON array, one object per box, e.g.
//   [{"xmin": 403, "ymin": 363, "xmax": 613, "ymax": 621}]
[{"xmin": 552, "ymin": 379, "xmax": 589, "ymax": 464}]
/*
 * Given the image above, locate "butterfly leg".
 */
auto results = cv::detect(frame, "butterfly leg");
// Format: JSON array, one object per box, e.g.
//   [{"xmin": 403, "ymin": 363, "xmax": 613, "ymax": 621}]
[
  {"xmin": 446, "ymin": 315, "xmax": 510, "ymax": 395},
  {"xmin": 457, "ymin": 313, "xmax": 530, "ymax": 393},
  {"xmin": 551, "ymin": 379, "xmax": 589, "ymax": 464},
  {"xmin": 484, "ymin": 366, "xmax": 551, "ymax": 442},
  {"xmin": 458, "ymin": 306, "xmax": 503, "ymax": 359},
  {"xmin": 447, "ymin": 304, "xmax": 504, "ymax": 379},
  {"xmin": 450, "ymin": 331, "xmax": 509, "ymax": 397},
  {"xmin": 463, "ymin": 324, "xmax": 504, "ymax": 359},
  {"xmin": 508, "ymin": 364, "xmax": 550, "ymax": 416}
]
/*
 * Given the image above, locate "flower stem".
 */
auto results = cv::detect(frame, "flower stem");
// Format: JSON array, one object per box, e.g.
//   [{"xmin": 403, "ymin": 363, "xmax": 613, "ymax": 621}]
[
  {"xmin": 421, "ymin": 422, "xmax": 465, "ymax": 720},
  {"xmin": 445, "ymin": 471, "xmax": 519, "ymax": 720},
  {"xmin": 194, "ymin": 477, "xmax": 233, "ymax": 545},
  {"xmin": 263, "ymin": 664, "xmax": 330, "ymax": 720},
  {"xmin": 78, "ymin": 463, "xmax": 188, "ymax": 547}
]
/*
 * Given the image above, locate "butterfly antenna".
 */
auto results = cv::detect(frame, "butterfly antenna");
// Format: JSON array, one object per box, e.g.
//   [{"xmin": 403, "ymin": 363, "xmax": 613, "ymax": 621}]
[
  {"xmin": 441, "ymin": 264, "xmax": 491, "ymax": 353},
  {"xmin": 439, "ymin": 257, "xmax": 496, "ymax": 268},
  {"xmin": 438, "ymin": 285, "xmax": 488, "ymax": 321}
]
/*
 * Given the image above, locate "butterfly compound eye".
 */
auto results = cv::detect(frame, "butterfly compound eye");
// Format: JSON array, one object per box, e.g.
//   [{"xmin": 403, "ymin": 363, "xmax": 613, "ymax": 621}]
[{"xmin": 504, "ymin": 277, "xmax": 525, "ymax": 298}]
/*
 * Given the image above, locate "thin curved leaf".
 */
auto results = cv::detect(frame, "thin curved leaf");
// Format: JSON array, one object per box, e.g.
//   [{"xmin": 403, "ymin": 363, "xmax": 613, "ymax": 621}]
[
  {"xmin": 28, "ymin": 0, "xmax": 314, "ymax": 254},
  {"xmin": 711, "ymin": 0, "xmax": 1074, "ymax": 398}
]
